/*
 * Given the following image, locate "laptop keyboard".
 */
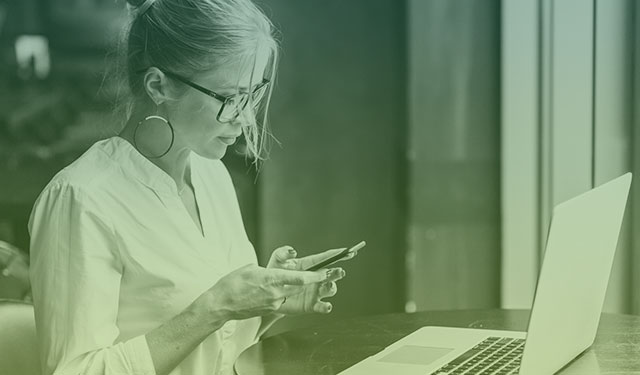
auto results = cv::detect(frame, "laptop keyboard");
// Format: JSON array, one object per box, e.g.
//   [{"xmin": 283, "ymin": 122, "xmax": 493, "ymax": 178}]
[{"xmin": 432, "ymin": 337, "xmax": 524, "ymax": 375}]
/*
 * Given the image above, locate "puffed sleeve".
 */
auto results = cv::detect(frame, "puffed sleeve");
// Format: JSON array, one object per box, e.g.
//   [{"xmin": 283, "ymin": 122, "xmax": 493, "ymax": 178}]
[
  {"xmin": 208, "ymin": 160, "xmax": 262, "ymax": 347},
  {"xmin": 28, "ymin": 183, "xmax": 157, "ymax": 375}
]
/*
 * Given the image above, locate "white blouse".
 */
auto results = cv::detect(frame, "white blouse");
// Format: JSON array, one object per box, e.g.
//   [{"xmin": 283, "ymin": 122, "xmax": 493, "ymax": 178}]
[{"xmin": 28, "ymin": 136, "xmax": 261, "ymax": 375}]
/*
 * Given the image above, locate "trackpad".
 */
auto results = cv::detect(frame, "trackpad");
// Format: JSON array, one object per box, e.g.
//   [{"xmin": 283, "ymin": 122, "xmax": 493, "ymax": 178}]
[{"xmin": 378, "ymin": 345, "xmax": 454, "ymax": 366}]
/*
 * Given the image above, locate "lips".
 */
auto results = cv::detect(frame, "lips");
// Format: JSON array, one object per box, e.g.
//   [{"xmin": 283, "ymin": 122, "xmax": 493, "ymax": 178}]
[{"xmin": 218, "ymin": 136, "xmax": 238, "ymax": 145}]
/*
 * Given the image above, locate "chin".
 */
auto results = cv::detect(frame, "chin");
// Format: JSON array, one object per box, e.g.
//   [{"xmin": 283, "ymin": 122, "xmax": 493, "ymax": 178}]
[{"xmin": 194, "ymin": 145, "xmax": 227, "ymax": 160}]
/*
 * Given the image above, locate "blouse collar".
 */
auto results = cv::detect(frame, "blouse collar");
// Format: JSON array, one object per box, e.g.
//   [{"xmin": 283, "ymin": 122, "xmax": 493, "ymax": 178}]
[{"xmin": 105, "ymin": 136, "xmax": 193, "ymax": 196}]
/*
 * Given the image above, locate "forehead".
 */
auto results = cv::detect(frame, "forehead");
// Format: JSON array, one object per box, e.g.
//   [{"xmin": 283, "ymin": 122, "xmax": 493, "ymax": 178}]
[{"xmin": 198, "ymin": 46, "xmax": 271, "ymax": 91}]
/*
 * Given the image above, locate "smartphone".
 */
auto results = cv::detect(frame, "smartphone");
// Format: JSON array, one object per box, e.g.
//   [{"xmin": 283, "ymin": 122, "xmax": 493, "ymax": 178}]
[{"xmin": 304, "ymin": 241, "xmax": 366, "ymax": 271}]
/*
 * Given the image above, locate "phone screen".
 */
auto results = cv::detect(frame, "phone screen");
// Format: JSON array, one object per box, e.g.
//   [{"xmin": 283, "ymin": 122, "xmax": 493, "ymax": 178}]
[{"xmin": 304, "ymin": 241, "xmax": 366, "ymax": 271}]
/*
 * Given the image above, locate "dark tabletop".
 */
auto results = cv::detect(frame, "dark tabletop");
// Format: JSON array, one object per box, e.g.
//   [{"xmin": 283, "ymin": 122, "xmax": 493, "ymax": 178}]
[{"xmin": 234, "ymin": 309, "xmax": 640, "ymax": 375}]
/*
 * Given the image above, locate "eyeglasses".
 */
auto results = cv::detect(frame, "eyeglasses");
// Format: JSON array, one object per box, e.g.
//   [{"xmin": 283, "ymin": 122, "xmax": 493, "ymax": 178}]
[{"xmin": 162, "ymin": 71, "xmax": 270, "ymax": 123}]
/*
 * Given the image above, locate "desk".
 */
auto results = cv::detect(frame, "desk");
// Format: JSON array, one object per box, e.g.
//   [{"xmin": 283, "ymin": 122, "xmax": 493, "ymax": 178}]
[{"xmin": 235, "ymin": 309, "xmax": 640, "ymax": 375}]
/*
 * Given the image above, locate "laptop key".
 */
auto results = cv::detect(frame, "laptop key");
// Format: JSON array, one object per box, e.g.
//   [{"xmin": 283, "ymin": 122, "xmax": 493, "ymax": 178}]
[{"xmin": 431, "ymin": 336, "xmax": 524, "ymax": 375}]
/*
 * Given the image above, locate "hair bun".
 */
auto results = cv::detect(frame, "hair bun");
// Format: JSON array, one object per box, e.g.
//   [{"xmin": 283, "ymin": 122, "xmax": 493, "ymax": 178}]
[
  {"xmin": 126, "ymin": 0, "xmax": 147, "ymax": 7},
  {"xmin": 126, "ymin": 0, "xmax": 157, "ymax": 18}
]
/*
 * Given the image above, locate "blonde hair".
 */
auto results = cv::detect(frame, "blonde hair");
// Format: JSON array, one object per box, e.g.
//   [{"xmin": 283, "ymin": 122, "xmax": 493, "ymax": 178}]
[{"xmin": 119, "ymin": 0, "xmax": 279, "ymax": 161}]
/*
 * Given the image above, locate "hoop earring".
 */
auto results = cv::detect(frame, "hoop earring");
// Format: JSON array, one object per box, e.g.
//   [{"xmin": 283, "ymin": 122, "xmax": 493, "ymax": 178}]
[{"xmin": 133, "ymin": 115, "xmax": 175, "ymax": 158}]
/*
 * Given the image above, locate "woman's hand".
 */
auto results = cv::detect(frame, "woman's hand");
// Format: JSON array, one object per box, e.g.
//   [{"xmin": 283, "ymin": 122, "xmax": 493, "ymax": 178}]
[
  {"xmin": 266, "ymin": 246, "xmax": 358, "ymax": 315},
  {"xmin": 202, "ymin": 264, "xmax": 330, "ymax": 321}
]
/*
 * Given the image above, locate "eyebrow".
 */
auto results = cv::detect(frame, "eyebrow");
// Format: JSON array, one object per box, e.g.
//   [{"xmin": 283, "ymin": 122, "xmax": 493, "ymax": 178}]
[
  {"xmin": 217, "ymin": 86, "xmax": 251, "ymax": 93},
  {"xmin": 217, "ymin": 78, "xmax": 268, "ymax": 93}
]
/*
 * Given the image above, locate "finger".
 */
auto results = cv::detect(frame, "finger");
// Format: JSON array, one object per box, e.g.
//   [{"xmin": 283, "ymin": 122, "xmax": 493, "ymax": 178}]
[
  {"xmin": 325, "ymin": 267, "xmax": 346, "ymax": 283},
  {"xmin": 314, "ymin": 301, "xmax": 333, "ymax": 314},
  {"xmin": 267, "ymin": 268, "xmax": 329, "ymax": 286},
  {"xmin": 298, "ymin": 248, "xmax": 348, "ymax": 270},
  {"xmin": 282, "ymin": 259, "xmax": 298, "ymax": 270},
  {"xmin": 344, "ymin": 249, "xmax": 359, "ymax": 260},
  {"xmin": 341, "ymin": 241, "xmax": 366, "ymax": 261},
  {"xmin": 319, "ymin": 281, "xmax": 338, "ymax": 298}
]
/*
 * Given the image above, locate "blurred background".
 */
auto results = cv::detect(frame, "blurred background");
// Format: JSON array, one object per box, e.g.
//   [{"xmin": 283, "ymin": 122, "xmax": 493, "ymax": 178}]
[{"xmin": 0, "ymin": 0, "xmax": 639, "ymax": 336}]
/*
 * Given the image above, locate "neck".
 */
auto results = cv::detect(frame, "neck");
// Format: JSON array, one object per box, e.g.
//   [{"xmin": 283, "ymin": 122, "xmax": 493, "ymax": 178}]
[{"xmin": 118, "ymin": 112, "xmax": 192, "ymax": 193}]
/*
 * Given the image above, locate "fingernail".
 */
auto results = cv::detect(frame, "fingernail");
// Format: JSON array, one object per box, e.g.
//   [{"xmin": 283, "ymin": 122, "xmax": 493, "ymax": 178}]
[
  {"xmin": 288, "ymin": 248, "xmax": 296, "ymax": 255},
  {"xmin": 327, "ymin": 305, "xmax": 333, "ymax": 312}
]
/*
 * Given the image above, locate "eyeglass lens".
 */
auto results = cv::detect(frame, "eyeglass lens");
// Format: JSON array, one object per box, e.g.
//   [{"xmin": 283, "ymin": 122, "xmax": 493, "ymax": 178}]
[{"xmin": 219, "ymin": 84, "xmax": 269, "ymax": 122}]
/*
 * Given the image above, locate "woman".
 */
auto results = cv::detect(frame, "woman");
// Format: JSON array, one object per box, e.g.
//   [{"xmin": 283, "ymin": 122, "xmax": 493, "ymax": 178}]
[{"xmin": 28, "ymin": 0, "xmax": 352, "ymax": 374}]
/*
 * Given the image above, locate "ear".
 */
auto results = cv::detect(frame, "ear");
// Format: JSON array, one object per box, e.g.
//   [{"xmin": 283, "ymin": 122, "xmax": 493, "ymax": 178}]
[{"xmin": 142, "ymin": 67, "xmax": 172, "ymax": 105}]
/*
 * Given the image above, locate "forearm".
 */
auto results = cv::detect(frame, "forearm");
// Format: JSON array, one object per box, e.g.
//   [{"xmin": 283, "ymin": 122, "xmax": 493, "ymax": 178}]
[{"xmin": 145, "ymin": 295, "xmax": 228, "ymax": 375}]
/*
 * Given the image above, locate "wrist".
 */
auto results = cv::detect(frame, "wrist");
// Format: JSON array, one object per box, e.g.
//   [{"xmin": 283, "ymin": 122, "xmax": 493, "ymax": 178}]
[{"xmin": 189, "ymin": 291, "xmax": 230, "ymax": 332}]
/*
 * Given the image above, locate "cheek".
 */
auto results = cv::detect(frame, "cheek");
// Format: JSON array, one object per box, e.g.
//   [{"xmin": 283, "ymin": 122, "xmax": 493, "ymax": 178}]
[{"xmin": 174, "ymin": 98, "xmax": 225, "ymax": 137}]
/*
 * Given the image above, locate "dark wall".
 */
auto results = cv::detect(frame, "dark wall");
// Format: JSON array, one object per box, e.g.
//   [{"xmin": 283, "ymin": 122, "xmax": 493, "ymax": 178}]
[
  {"xmin": 2, "ymin": 0, "xmax": 502, "ymax": 323},
  {"xmin": 256, "ymin": 0, "xmax": 407, "ymax": 330},
  {"xmin": 407, "ymin": 0, "xmax": 501, "ymax": 310}
]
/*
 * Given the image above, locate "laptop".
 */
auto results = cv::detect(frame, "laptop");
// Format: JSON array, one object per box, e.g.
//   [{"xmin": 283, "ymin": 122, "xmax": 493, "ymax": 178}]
[{"xmin": 339, "ymin": 172, "xmax": 632, "ymax": 375}]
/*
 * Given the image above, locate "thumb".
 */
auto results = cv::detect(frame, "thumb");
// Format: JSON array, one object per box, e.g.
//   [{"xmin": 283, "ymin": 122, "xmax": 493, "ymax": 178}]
[{"xmin": 269, "ymin": 246, "xmax": 297, "ymax": 265}]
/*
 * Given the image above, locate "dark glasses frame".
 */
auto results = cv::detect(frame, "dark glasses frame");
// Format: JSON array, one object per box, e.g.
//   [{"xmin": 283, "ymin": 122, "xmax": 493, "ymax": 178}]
[{"xmin": 137, "ymin": 68, "xmax": 270, "ymax": 123}]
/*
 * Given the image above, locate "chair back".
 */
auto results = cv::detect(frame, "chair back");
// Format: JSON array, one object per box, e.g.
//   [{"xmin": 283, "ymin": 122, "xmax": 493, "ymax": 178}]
[{"xmin": 0, "ymin": 299, "xmax": 41, "ymax": 375}]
